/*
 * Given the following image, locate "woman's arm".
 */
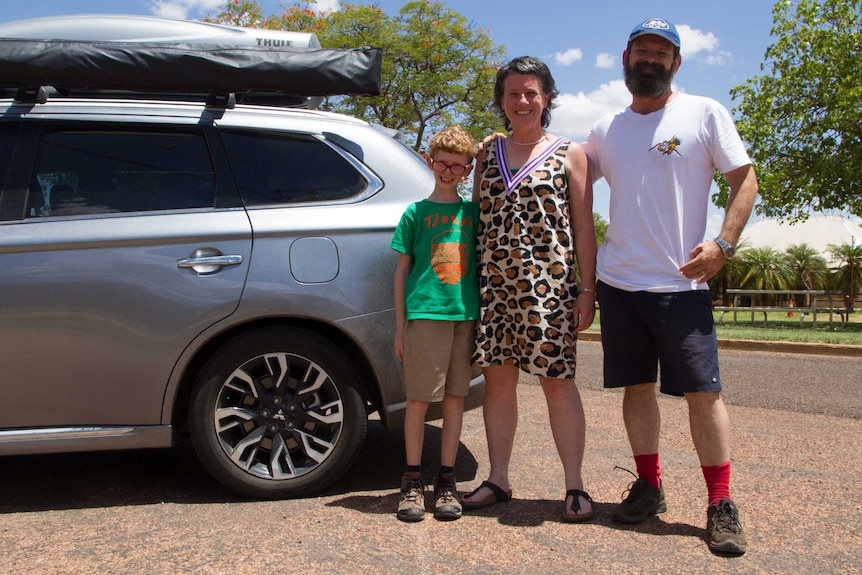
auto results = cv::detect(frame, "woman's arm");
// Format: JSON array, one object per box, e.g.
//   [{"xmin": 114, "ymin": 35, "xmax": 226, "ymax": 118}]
[{"xmin": 566, "ymin": 143, "xmax": 598, "ymax": 333}]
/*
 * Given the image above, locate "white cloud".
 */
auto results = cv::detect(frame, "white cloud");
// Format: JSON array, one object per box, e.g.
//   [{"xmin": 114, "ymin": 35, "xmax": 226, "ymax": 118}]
[
  {"xmin": 549, "ymin": 80, "xmax": 631, "ymax": 141},
  {"xmin": 595, "ymin": 53, "xmax": 615, "ymax": 69},
  {"xmin": 554, "ymin": 48, "xmax": 583, "ymax": 66},
  {"xmin": 549, "ymin": 78, "xmax": 683, "ymax": 142},
  {"xmin": 704, "ymin": 50, "xmax": 733, "ymax": 66},
  {"xmin": 148, "ymin": 0, "xmax": 224, "ymax": 19},
  {"xmin": 312, "ymin": 0, "xmax": 340, "ymax": 13},
  {"xmin": 676, "ymin": 23, "xmax": 736, "ymax": 69},
  {"xmin": 149, "ymin": 0, "xmax": 339, "ymax": 20},
  {"xmin": 677, "ymin": 24, "xmax": 719, "ymax": 57}
]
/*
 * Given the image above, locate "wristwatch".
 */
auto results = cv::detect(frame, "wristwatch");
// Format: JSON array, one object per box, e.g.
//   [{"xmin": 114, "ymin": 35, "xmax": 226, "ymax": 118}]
[{"xmin": 713, "ymin": 236, "xmax": 736, "ymax": 258}]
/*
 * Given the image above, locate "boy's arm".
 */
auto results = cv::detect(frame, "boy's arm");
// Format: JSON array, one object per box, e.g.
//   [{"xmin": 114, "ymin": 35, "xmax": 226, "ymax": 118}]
[{"xmin": 393, "ymin": 252, "xmax": 412, "ymax": 361}]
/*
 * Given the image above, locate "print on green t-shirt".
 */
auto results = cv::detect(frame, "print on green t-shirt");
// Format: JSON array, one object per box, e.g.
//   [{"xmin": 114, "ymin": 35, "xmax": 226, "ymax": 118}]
[{"xmin": 390, "ymin": 199, "xmax": 479, "ymax": 321}]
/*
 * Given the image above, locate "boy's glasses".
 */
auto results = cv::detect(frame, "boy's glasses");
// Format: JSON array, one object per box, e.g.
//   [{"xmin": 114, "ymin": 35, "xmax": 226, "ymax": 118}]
[{"xmin": 431, "ymin": 160, "xmax": 471, "ymax": 176}]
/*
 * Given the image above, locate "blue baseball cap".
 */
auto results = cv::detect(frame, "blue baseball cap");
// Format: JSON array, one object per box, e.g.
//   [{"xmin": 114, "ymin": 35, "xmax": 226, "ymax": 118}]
[{"xmin": 629, "ymin": 17, "xmax": 680, "ymax": 48}]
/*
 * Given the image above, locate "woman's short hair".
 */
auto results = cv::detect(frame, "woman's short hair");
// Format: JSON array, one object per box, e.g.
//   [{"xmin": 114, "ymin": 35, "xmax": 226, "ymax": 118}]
[{"xmin": 492, "ymin": 56, "xmax": 559, "ymax": 131}]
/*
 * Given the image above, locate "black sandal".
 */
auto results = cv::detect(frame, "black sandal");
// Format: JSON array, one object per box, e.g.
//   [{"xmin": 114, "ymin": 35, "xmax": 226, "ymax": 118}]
[
  {"xmin": 561, "ymin": 489, "xmax": 595, "ymax": 523},
  {"xmin": 461, "ymin": 480, "xmax": 512, "ymax": 510}
]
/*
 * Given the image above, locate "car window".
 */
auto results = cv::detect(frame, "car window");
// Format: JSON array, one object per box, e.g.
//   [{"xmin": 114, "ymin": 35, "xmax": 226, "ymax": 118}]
[
  {"xmin": 27, "ymin": 129, "xmax": 215, "ymax": 217},
  {"xmin": 0, "ymin": 123, "xmax": 17, "ymax": 192},
  {"xmin": 220, "ymin": 130, "xmax": 367, "ymax": 206}
]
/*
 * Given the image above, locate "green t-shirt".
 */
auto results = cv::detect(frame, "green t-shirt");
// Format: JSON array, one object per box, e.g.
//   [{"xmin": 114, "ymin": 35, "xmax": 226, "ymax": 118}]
[{"xmin": 390, "ymin": 198, "xmax": 479, "ymax": 321}]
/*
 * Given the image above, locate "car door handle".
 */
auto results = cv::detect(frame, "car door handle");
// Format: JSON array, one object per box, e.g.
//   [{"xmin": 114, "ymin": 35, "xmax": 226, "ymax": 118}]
[{"xmin": 177, "ymin": 248, "xmax": 243, "ymax": 275}]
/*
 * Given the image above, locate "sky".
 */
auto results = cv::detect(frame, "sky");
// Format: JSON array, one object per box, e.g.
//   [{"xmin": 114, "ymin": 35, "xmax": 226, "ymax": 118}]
[{"xmin": 0, "ymin": 0, "xmax": 797, "ymax": 237}]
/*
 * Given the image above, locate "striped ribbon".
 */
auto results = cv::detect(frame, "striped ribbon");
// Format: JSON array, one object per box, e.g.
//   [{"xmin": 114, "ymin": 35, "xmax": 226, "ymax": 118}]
[{"xmin": 495, "ymin": 136, "xmax": 567, "ymax": 195}]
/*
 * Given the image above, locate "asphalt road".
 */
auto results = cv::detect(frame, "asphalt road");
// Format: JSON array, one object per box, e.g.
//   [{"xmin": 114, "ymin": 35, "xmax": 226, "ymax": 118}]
[
  {"xmin": 576, "ymin": 340, "xmax": 862, "ymax": 419},
  {"xmin": 1, "ymin": 341, "xmax": 860, "ymax": 574}
]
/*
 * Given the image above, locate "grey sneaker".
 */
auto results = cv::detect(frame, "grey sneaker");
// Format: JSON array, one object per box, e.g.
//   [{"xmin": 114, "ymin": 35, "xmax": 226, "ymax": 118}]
[
  {"xmin": 612, "ymin": 476, "xmax": 667, "ymax": 523},
  {"xmin": 397, "ymin": 476, "xmax": 425, "ymax": 522},
  {"xmin": 433, "ymin": 474, "xmax": 462, "ymax": 521},
  {"xmin": 706, "ymin": 498, "xmax": 748, "ymax": 555}
]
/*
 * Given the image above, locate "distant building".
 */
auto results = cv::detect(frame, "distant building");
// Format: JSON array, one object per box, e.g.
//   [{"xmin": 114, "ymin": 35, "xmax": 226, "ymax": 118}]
[{"xmin": 740, "ymin": 215, "xmax": 862, "ymax": 266}]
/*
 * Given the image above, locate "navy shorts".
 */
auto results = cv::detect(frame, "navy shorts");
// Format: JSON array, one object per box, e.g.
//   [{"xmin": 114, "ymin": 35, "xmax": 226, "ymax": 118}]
[{"xmin": 596, "ymin": 281, "xmax": 721, "ymax": 397}]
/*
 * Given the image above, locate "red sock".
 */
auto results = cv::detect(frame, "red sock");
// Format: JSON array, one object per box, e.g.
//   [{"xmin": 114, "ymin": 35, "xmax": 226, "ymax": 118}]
[
  {"xmin": 634, "ymin": 453, "xmax": 661, "ymax": 489},
  {"xmin": 702, "ymin": 461, "xmax": 731, "ymax": 505}
]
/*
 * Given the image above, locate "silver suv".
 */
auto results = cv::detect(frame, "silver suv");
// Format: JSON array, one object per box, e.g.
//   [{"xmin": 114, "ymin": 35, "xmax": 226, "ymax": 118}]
[{"xmin": 0, "ymin": 15, "xmax": 483, "ymax": 499}]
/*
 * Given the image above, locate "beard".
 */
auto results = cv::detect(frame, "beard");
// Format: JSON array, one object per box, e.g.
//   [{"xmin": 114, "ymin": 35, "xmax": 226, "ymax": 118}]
[{"xmin": 624, "ymin": 59, "xmax": 675, "ymax": 98}]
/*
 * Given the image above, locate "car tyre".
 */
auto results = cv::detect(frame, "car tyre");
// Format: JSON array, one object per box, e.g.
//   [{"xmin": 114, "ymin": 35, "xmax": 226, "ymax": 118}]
[{"xmin": 189, "ymin": 327, "xmax": 367, "ymax": 499}]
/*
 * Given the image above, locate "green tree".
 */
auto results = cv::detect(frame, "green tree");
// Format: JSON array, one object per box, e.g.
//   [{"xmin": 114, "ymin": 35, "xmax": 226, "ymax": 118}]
[
  {"xmin": 721, "ymin": 0, "xmax": 861, "ymax": 220},
  {"xmin": 737, "ymin": 246, "xmax": 793, "ymax": 304},
  {"xmin": 213, "ymin": 1, "xmax": 505, "ymax": 151},
  {"xmin": 784, "ymin": 242, "xmax": 829, "ymax": 298},
  {"xmin": 593, "ymin": 212, "xmax": 608, "ymax": 247},
  {"xmin": 827, "ymin": 242, "xmax": 862, "ymax": 312},
  {"xmin": 208, "ymin": 0, "xmax": 265, "ymax": 27}
]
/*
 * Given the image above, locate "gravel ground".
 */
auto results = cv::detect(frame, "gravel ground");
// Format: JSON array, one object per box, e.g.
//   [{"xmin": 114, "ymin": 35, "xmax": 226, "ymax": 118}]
[{"xmin": 1, "ymin": 341, "xmax": 860, "ymax": 575}]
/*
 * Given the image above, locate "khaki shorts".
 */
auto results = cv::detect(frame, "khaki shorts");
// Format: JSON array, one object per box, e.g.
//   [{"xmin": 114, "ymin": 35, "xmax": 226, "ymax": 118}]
[{"xmin": 403, "ymin": 319, "xmax": 475, "ymax": 402}]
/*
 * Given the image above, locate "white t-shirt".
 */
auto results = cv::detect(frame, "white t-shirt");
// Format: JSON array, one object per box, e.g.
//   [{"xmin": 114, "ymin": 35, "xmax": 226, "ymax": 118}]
[{"xmin": 585, "ymin": 93, "xmax": 751, "ymax": 292}]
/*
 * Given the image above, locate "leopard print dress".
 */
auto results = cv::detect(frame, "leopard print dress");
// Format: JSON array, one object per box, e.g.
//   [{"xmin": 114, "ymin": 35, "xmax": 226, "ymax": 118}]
[{"xmin": 473, "ymin": 136, "xmax": 579, "ymax": 379}]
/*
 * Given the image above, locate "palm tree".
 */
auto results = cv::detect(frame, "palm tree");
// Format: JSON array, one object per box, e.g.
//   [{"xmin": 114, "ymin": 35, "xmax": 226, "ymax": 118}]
[
  {"xmin": 827, "ymin": 242, "xmax": 862, "ymax": 313},
  {"xmin": 737, "ymin": 246, "xmax": 793, "ymax": 305},
  {"xmin": 783, "ymin": 243, "xmax": 828, "ymax": 306},
  {"xmin": 709, "ymin": 238, "xmax": 749, "ymax": 304}
]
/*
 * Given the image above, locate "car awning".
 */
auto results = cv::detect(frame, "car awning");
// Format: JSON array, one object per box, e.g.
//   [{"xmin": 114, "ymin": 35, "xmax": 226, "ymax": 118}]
[{"xmin": 0, "ymin": 39, "xmax": 382, "ymax": 97}]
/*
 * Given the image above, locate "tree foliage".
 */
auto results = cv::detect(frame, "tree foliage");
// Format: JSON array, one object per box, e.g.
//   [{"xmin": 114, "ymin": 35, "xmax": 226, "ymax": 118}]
[
  {"xmin": 708, "ymin": 240, "xmax": 861, "ymax": 312},
  {"xmin": 827, "ymin": 242, "xmax": 862, "ymax": 311},
  {"xmin": 783, "ymin": 242, "xmax": 829, "ymax": 291},
  {"xmin": 723, "ymin": 0, "xmax": 861, "ymax": 221},
  {"xmin": 782, "ymin": 242, "xmax": 828, "ymax": 306},
  {"xmin": 208, "ymin": 0, "xmax": 265, "ymax": 27},
  {"xmin": 593, "ymin": 212, "xmax": 608, "ymax": 247},
  {"xmin": 737, "ymin": 246, "xmax": 794, "ymax": 302},
  {"xmin": 209, "ymin": 1, "xmax": 505, "ymax": 151}
]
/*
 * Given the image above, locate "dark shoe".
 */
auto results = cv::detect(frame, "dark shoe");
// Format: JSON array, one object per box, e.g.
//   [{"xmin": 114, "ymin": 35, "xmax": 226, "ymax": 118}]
[
  {"xmin": 561, "ymin": 489, "xmax": 595, "ymax": 523},
  {"xmin": 433, "ymin": 474, "xmax": 462, "ymax": 521},
  {"xmin": 612, "ymin": 476, "xmax": 667, "ymax": 524},
  {"xmin": 706, "ymin": 498, "xmax": 748, "ymax": 555},
  {"xmin": 461, "ymin": 480, "xmax": 512, "ymax": 510},
  {"xmin": 396, "ymin": 476, "xmax": 425, "ymax": 522}
]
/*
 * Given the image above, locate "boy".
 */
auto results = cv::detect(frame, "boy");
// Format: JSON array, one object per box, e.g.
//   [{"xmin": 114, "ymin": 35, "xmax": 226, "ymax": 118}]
[{"xmin": 390, "ymin": 125, "xmax": 479, "ymax": 522}]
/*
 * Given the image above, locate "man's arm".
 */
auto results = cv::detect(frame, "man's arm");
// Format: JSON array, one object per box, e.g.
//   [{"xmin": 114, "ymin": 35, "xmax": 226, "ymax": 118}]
[
  {"xmin": 679, "ymin": 164, "xmax": 759, "ymax": 283},
  {"xmin": 717, "ymin": 164, "xmax": 759, "ymax": 246}
]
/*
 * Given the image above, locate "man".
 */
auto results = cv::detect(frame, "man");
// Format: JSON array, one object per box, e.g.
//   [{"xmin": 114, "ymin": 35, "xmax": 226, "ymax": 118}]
[{"xmin": 584, "ymin": 17, "xmax": 758, "ymax": 555}]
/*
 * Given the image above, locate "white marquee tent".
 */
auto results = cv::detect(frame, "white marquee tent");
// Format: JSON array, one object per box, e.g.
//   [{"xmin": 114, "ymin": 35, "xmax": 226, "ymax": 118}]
[{"xmin": 739, "ymin": 215, "xmax": 862, "ymax": 266}]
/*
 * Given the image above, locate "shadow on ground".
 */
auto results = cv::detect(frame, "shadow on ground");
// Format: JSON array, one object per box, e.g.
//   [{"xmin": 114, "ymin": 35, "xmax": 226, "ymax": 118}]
[
  {"xmin": 328, "ymin": 490, "xmax": 703, "ymax": 543},
  {"xmin": 0, "ymin": 423, "xmax": 477, "ymax": 514}
]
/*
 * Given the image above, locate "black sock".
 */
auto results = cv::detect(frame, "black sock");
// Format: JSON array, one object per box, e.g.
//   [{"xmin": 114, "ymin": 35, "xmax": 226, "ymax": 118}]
[
  {"xmin": 404, "ymin": 465, "xmax": 421, "ymax": 478},
  {"xmin": 438, "ymin": 465, "xmax": 454, "ymax": 476}
]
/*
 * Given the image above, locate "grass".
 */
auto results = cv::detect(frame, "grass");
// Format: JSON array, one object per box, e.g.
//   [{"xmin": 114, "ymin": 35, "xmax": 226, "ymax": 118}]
[{"xmin": 584, "ymin": 309, "xmax": 862, "ymax": 346}]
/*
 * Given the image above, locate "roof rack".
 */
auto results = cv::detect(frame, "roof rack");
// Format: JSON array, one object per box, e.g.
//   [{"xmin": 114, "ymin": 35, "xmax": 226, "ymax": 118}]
[{"xmin": 0, "ymin": 15, "xmax": 382, "ymax": 109}]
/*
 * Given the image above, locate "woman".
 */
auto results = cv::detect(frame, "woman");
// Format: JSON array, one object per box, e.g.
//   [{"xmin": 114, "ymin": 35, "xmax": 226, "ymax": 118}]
[{"xmin": 462, "ymin": 56, "xmax": 597, "ymax": 522}]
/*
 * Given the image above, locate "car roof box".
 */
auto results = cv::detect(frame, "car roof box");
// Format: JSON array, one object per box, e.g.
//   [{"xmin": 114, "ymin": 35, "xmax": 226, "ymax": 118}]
[{"xmin": 0, "ymin": 14, "xmax": 382, "ymax": 108}]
